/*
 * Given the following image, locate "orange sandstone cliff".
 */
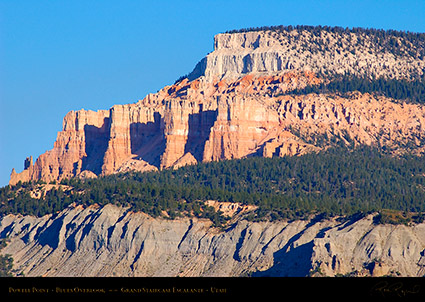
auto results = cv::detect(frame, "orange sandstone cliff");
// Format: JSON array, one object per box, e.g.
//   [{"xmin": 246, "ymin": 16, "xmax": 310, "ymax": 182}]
[{"xmin": 10, "ymin": 28, "xmax": 425, "ymax": 185}]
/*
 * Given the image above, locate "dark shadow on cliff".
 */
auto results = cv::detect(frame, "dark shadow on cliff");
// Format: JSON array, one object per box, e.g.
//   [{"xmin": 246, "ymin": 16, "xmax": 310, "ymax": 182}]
[
  {"xmin": 65, "ymin": 209, "xmax": 103, "ymax": 252},
  {"xmin": 82, "ymin": 117, "xmax": 110, "ymax": 175},
  {"xmin": 233, "ymin": 228, "xmax": 247, "ymax": 262},
  {"xmin": 0, "ymin": 224, "xmax": 14, "ymax": 239},
  {"xmin": 185, "ymin": 108, "xmax": 218, "ymax": 162},
  {"xmin": 252, "ymin": 241, "xmax": 315, "ymax": 277},
  {"xmin": 186, "ymin": 57, "xmax": 207, "ymax": 81},
  {"xmin": 252, "ymin": 214, "xmax": 330, "ymax": 277},
  {"xmin": 130, "ymin": 112, "xmax": 166, "ymax": 168},
  {"xmin": 36, "ymin": 215, "xmax": 66, "ymax": 249}
]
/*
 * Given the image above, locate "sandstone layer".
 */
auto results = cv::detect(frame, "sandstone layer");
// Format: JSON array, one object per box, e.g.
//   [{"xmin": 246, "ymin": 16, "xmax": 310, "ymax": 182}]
[
  {"xmin": 1, "ymin": 204, "xmax": 424, "ymax": 277},
  {"xmin": 10, "ymin": 72, "xmax": 425, "ymax": 185},
  {"xmin": 9, "ymin": 28, "xmax": 425, "ymax": 185}
]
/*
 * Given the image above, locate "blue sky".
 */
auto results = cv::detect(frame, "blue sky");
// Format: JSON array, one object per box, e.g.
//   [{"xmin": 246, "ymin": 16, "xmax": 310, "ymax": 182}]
[{"xmin": 1, "ymin": 0, "xmax": 424, "ymax": 186}]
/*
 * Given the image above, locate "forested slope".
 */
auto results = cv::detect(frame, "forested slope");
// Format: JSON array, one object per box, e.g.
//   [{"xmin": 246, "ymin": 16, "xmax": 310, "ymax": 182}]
[{"xmin": 2, "ymin": 146, "xmax": 425, "ymax": 225}]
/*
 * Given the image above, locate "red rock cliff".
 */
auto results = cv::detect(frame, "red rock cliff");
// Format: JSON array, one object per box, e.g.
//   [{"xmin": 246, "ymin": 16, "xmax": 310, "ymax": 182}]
[
  {"xmin": 10, "ymin": 70, "xmax": 425, "ymax": 185},
  {"xmin": 9, "ymin": 29, "xmax": 425, "ymax": 185}
]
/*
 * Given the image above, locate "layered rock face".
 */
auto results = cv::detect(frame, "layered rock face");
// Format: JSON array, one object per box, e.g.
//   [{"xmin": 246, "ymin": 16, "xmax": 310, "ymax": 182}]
[
  {"xmin": 9, "ymin": 28, "xmax": 425, "ymax": 184},
  {"xmin": 190, "ymin": 30, "xmax": 425, "ymax": 80},
  {"xmin": 1, "ymin": 204, "xmax": 424, "ymax": 277},
  {"xmin": 11, "ymin": 110, "xmax": 110, "ymax": 184}
]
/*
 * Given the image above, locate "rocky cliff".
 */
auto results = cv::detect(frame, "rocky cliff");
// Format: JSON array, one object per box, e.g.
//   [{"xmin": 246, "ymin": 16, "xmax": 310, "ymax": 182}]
[
  {"xmin": 9, "ymin": 27, "xmax": 425, "ymax": 185},
  {"xmin": 1, "ymin": 203, "xmax": 424, "ymax": 277},
  {"xmin": 190, "ymin": 28, "xmax": 425, "ymax": 80}
]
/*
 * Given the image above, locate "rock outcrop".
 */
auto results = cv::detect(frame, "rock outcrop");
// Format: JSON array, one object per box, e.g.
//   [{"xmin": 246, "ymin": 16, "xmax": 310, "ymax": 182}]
[
  {"xmin": 9, "ymin": 28, "xmax": 425, "ymax": 185},
  {"xmin": 189, "ymin": 29, "xmax": 425, "ymax": 81},
  {"xmin": 1, "ymin": 204, "xmax": 424, "ymax": 277},
  {"xmin": 10, "ymin": 73, "xmax": 425, "ymax": 185}
]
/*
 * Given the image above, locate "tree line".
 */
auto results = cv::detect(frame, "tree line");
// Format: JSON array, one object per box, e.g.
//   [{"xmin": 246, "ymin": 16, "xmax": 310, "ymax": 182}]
[
  {"xmin": 285, "ymin": 73, "xmax": 425, "ymax": 104},
  {"xmin": 1, "ymin": 145, "xmax": 425, "ymax": 225},
  {"xmin": 225, "ymin": 25, "xmax": 425, "ymax": 59}
]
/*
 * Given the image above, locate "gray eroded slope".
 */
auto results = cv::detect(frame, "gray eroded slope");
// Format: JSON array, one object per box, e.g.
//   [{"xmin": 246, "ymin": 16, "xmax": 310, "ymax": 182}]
[{"xmin": 1, "ymin": 204, "xmax": 424, "ymax": 277}]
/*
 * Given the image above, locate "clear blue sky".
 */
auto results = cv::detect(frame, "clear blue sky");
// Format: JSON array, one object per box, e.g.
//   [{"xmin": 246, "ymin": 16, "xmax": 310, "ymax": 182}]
[{"xmin": 1, "ymin": 0, "xmax": 424, "ymax": 186}]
